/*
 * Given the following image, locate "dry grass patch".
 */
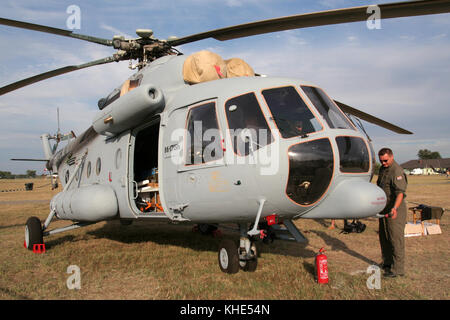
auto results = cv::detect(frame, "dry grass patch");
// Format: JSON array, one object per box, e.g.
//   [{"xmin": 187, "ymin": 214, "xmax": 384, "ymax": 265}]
[{"xmin": 0, "ymin": 176, "xmax": 449, "ymax": 300}]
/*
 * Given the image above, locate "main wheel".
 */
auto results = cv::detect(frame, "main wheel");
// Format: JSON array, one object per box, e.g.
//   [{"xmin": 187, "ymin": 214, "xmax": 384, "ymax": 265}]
[
  {"xmin": 218, "ymin": 239, "xmax": 240, "ymax": 274},
  {"xmin": 25, "ymin": 216, "xmax": 43, "ymax": 250}
]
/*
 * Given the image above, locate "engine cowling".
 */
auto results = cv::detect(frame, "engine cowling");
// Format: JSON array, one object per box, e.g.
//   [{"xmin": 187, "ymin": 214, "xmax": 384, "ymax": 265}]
[{"xmin": 92, "ymin": 84, "xmax": 164, "ymax": 136}]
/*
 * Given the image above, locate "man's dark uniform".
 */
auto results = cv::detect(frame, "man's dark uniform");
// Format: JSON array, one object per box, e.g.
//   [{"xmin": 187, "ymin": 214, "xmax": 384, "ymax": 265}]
[{"xmin": 377, "ymin": 161, "xmax": 408, "ymax": 275}]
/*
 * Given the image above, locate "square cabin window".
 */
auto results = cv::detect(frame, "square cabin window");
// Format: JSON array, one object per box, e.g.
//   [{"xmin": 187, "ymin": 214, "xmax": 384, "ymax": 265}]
[
  {"xmin": 225, "ymin": 92, "xmax": 273, "ymax": 156},
  {"xmin": 185, "ymin": 102, "xmax": 223, "ymax": 165}
]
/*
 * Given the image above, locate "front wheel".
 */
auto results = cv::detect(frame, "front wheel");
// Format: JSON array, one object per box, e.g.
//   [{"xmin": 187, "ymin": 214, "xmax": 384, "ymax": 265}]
[
  {"xmin": 218, "ymin": 239, "xmax": 239, "ymax": 274},
  {"xmin": 25, "ymin": 217, "xmax": 43, "ymax": 250}
]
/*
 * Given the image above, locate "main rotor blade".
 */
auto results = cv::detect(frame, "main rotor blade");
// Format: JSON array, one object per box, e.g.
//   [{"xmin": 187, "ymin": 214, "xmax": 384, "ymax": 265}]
[
  {"xmin": 169, "ymin": 0, "xmax": 450, "ymax": 46},
  {"xmin": 11, "ymin": 158, "xmax": 49, "ymax": 162},
  {"xmin": 0, "ymin": 17, "xmax": 113, "ymax": 47},
  {"xmin": 334, "ymin": 100, "xmax": 413, "ymax": 134},
  {"xmin": 0, "ymin": 56, "xmax": 118, "ymax": 96}
]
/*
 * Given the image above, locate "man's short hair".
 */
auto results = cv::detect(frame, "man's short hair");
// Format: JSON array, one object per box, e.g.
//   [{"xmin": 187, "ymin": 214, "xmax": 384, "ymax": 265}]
[{"xmin": 378, "ymin": 147, "xmax": 393, "ymax": 157}]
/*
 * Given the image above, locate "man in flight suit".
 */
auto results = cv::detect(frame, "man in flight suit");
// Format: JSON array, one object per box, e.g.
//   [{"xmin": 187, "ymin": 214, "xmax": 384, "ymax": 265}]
[{"xmin": 377, "ymin": 148, "xmax": 408, "ymax": 278}]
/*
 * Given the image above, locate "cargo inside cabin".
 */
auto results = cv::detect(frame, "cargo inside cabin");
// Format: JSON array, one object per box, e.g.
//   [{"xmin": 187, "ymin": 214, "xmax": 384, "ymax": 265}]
[{"xmin": 132, "ymin": 119, "xmax": 163, "ymax": 214}]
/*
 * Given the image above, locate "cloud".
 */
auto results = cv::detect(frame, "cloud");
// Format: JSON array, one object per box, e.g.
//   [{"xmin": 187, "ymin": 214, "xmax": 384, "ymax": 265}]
[
  {"xmin": 431, "ymin": 33, "xmax": 447, "ymax": 40},
  {"xmin": 100, "ymin": 23, "xmax": 134, "ymax": 39},
  {"xmin": 2, "ymin": 0, "xmax": 67, "ymax": 23},
  {"xmin": 225, "ymin": 0, "xmax": 243, "ymax": 7},
  {"xmin": 318, "ymin": 0, "xmax": 353, "ymax": 9}
]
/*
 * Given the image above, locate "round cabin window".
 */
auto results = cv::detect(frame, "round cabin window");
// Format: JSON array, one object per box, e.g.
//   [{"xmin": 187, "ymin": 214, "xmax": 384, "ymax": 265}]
[
  {"xmin": 86, "ymin": 161, "xmax": 91, "ymax": 178},
  {"xmin": 96, "ymin": 157, "xmax": 101, "ymax": 176},
  {"xmin": 115, "ymin": 148, "xmax": 122, "ymax": 170}
]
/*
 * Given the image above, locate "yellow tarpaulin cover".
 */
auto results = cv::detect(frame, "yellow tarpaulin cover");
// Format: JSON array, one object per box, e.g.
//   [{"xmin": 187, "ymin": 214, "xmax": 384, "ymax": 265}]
[
  {"xmin": 183, "ymin": 51, "xmax": 254, "ymax": 84},
  {"xmin": 225, "ymin": 58, "xmax": 255, "ymax": 78},
  {"xmin": 183, "ymin": 50, "xmax": 227, "ymax": 84}
]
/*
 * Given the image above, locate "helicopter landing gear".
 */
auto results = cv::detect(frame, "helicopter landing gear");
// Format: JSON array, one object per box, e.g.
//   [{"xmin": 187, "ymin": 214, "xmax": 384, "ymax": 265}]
[
  {"xmin": 24, "ymin": 207, "xmax": 98, "ymax": 252},
  {"xmin": 238, "ymin": 224, "xmax": 258, "ymax": 272},
  {"xmin": 24, "ymin": 216, "xmax": 43, "ymax": 250},
  {"xmin": 217, "ymin": 224, "xmax": 259, "ymax": 274},
  {"xmin": 239, "ymin": 241, "xmax": 258, "ymax": 272}
]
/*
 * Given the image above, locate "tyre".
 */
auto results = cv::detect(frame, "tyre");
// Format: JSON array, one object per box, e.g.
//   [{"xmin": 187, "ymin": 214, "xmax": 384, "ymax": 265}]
[
  {"xmin": 218, "ymin": 239, "xmax": 239, "ymax": 274},
  {"xmin": 25, "ymin": 216, "xmax": 43, "ymax": 250},
  {"xmin": 241, "ymin": 258, "xmax": 258, "ymax": 272}
]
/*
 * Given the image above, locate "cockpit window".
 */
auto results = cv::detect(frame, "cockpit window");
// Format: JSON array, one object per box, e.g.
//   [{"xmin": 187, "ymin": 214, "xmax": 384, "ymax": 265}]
[
  {"xmin": 368, "ymin": 141, "xmax": 376, "ymax": 181},
  {"xmin": 186, "ymin": 102, "xmax": 223, "ymax": 165},
  {"xmin": 336, "ymin": 136, "xmax": 370, "ymax": 173},
  {"xmin": 262, "ymin": 86, "xmax": 322, "ymax": 139},
  {"xmin": 225, "ymin": 92, "xmax": 273, "ymax": 156},
  {"xmin": 301, "ymin": 86, "xmax": 354, "ymax": 130}
]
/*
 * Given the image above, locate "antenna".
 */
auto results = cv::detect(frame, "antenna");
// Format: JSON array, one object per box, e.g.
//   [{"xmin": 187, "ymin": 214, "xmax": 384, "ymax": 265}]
[{"xmin": 56, "ymin": 107, "xmax": 61, "ymax": 142}]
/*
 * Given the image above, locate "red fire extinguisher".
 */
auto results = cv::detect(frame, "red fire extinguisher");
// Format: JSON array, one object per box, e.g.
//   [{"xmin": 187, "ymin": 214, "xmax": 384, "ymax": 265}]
[{"xmin": 315, "ymin": 247, "xmax": 329, "ymax": 284}]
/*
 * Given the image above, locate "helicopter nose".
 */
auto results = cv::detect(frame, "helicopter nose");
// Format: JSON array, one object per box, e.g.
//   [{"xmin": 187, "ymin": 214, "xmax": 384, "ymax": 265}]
[
  {"xmin": 304, "ymin": 179, "xmax": 386, "ymax": 219},
  {"xmin": 330, "ymin": 179, "xmax": 386, "ymax": 219}
]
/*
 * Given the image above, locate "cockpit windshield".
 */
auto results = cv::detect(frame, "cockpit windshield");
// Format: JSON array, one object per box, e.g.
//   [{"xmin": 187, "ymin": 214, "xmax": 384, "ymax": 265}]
[
  {"xmin": 301, "ymin": 86, "xmax": 354, "ymax": 130},
  {"xmin": 262, "ymin": 86, "xmax": 322, "ymax": 139}
]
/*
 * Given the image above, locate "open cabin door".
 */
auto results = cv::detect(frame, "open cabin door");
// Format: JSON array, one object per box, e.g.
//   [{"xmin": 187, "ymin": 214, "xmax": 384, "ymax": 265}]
[{"xmin": 128, "ymin": 116, "xmax": 166, "ymax": 218}]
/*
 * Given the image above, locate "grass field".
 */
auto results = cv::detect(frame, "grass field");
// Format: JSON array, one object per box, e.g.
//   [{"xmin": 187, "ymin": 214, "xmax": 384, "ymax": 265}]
[{"xmin": 0, "ymin": 176, "xmax": 449, "ymax": 300}]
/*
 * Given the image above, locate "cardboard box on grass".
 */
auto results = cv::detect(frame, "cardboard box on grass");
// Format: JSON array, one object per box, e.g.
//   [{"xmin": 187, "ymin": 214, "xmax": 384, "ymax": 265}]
[
  {"xmin": 404, "ymin": 222, "xmax": 423, "ymax": 237},
  {"xmin": 424, "ymin": 222, "xmax": 442, "ymax": 235}
]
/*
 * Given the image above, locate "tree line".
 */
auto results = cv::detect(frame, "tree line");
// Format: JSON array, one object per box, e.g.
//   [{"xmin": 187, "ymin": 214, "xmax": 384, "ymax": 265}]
[
  {"xmin": 0, "ymin": 170, "xmax": 38, "ymax": 179},
  {"xmin": 417, "ymin": 149, "xmax": 441, "ymax": 160}
]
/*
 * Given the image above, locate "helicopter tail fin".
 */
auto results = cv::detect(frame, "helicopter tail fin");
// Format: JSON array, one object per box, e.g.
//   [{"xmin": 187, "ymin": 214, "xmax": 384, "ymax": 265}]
[{"xmin": 41, "ymin": 133, "xmax": 53, "ymax": 160}]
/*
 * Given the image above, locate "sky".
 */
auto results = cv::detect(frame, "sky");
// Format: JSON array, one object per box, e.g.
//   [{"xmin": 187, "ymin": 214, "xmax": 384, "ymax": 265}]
[{"xmin": 0, "ymin": 0, "xmax": 449, "ymax": 174}]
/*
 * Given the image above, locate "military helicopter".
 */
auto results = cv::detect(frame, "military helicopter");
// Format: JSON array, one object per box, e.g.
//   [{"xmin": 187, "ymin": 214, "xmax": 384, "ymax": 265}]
[{"xmin": 2, "ymin": 0, "xmax": 449, "ymax": 274}]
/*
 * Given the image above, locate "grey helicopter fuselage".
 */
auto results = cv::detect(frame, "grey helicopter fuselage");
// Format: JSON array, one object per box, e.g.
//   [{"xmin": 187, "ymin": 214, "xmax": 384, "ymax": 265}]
[{"xmin": 43, "ymin": 53, "xmax": 386, "ymax": 225}]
